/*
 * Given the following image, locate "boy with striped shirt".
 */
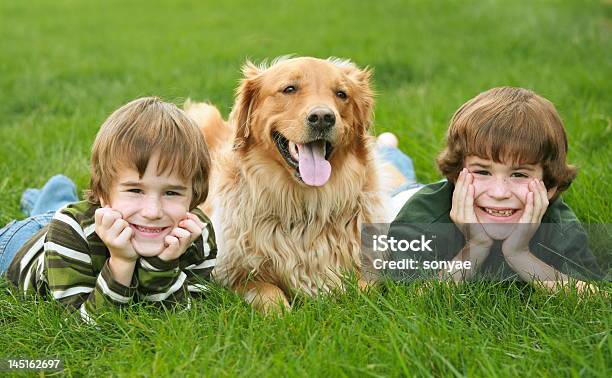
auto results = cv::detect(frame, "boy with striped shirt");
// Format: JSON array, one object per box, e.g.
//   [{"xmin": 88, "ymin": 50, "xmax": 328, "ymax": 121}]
[{"xmin": 1, "ymin": 97, "xmax": 216, "ymax": 322}]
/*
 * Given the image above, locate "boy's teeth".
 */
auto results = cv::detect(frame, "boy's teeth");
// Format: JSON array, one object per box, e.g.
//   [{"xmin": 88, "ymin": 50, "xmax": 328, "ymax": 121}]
[
  {"xmin": 484, "ymin": 208, "xmax": 515, "ymax": 217},
  {"xmin": 136, "ymin": 225, "xmax": 163, "ymax": 233}
]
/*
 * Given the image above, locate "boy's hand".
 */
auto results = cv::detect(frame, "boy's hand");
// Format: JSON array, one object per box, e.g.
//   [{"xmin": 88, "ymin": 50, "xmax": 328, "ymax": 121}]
[
  {"xmin": 450, "ymin": 168, "xmax": 494, "ymax": 249},
  {"xmin": 95, "ymin": 207, "xmax": 138, "ymax": 262},
  {"xmin": 502, "ymin": 179, "xmax": 549, "ymax": 257},
  {"xmin": 157, "ymin": 212, "xmax": 206, "ymax": 262},
  {"xmin": 95, "ymin": 207, "xmax": 138, "ymax": 286}
]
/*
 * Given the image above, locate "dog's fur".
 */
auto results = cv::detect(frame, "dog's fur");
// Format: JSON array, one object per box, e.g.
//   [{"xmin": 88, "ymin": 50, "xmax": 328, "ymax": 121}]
[{"xmin": 186, "ymin": 57, "xmax": 387, "ymax": 311}]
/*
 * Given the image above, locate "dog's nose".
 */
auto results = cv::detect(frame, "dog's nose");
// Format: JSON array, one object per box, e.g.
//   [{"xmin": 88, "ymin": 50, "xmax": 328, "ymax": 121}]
[{"xmin": 307, "ymin": 107, "xmax": 336, "ymax": 131}]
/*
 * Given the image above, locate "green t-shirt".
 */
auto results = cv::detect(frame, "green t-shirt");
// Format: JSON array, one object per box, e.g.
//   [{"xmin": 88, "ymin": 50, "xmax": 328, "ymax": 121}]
[{"xmin": 387, "ymin": 181, "xmax": 602, "ymax": 281}]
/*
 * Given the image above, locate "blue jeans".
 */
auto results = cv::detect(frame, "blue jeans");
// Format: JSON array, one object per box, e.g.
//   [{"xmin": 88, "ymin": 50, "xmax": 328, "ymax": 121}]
[
  {"xmin": 377, "ymin": 146, "xmax": 422, "ymax": 196},
  {"xmin": 0, "ymin": 175, "xmax": 77, "ymax": 275}
]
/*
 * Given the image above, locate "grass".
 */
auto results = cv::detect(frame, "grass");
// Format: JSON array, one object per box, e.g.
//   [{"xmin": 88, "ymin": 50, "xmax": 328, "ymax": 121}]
[
  {"xmin": 1, "ymin": 280, "xmax": 610, "ymax": 377},
  {"xmin": 0, "ymin": 0, "xmax": 610, "ymax": 376}
]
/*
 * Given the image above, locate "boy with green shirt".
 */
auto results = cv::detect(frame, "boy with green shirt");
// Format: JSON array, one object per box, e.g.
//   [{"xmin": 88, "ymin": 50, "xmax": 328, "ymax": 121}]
[
  {"xmin": 383, "ymin": 87, "xmax": 602, "ymax": 291},
  {"xmin": 0, "ymin": 97, "xmax": 217, "ymax": 322}
]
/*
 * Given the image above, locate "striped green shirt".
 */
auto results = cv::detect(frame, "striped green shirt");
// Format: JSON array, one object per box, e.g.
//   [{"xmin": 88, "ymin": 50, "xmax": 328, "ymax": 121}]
[{"xmin": 7, "ymin": 201, "xmax": 217, "ymax": 323}]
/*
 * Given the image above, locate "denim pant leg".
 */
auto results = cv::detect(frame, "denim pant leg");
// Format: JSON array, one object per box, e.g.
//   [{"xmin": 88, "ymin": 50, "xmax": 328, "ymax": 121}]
[
  {"xmin": 377, "ymin": 146, "xmax": 417, "ymax": 184},
  {"xmin": 0, "ymin": 211, "xmax": 55, "ymax": 275},
  {"xmin": 30, "ymin": 175, "xmax": 78, "ymax": 216}
]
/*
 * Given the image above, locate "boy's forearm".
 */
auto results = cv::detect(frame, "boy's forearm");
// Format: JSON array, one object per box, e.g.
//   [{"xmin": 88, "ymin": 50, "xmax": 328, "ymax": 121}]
[
  {"xmin": 506, "ymin": 252, "xmax": 599, "ymax": 294},
  {"xmin": 108, "ymin": 257, "xmax": 137, "ymax": 287},
  {"xmin": 72, "ymin": 261, "xmax": 138, "ymax": 324},
  {"xmin": 440, "ymin": 242, "xmax": 491, "ymax": 281},
  {"xmin": 505, "ymin": 251, "xmax": 567, "ymax": 282},
  {"xmin": 136, "ymin": 255, "xmax": 189, "ymax": 303},
  {"xmin": 43, "ymin": 219, "xmax": 136, "ymax": 323},
  {"xmin": 503, "ymin": 251, "xmax": 594, "ymax": 293},
  {"xmin": 48, "ymin": 258, "xmax": 136, "ymax": 323}
]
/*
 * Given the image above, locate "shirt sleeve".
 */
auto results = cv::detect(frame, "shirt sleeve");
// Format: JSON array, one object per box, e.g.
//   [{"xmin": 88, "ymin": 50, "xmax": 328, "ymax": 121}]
[
  {"xmin": 135, "ymin": 214, "xmax": 217, "ymax": 306},
  {"xmin": 43, "ymin": 214, "xmax": 137, "ymax": 323},
  {"xmin": 531, "ymin": 223, "xmax": 603, "ymax": 281}
]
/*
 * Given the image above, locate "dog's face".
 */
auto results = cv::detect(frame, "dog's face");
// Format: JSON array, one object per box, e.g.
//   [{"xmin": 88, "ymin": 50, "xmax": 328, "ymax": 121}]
[{"xmin": 230, "ymin": 57, "xmax": 373, "ymax": 187}]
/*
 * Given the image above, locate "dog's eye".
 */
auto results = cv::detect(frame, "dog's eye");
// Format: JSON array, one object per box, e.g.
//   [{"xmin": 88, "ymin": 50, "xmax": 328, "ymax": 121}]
[
  {"xmin": 283, "ymin": 85, "xmax": 297, "ymax": 94},
  {"xmin": 335, "ymin": 90, "xmax": 348, "ymax": 99}
]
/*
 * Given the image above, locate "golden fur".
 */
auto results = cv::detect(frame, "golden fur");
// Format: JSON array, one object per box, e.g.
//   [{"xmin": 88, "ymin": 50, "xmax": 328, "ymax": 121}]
[{"xmin": 186, "ymin": 57, "xmax": 387, "ymax": 311}]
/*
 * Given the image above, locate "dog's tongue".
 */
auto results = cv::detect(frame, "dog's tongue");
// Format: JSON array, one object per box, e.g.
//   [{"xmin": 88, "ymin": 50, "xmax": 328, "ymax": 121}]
[{"xmin": 297, "ymin": 141, "xmax": 331, "ymax": 186}]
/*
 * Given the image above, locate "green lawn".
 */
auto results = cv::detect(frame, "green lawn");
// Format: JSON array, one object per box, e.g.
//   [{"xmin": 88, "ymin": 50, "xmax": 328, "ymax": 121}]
[{"xmin": 0, "ymin": 0, "xmax": 610, "ymax": 376}]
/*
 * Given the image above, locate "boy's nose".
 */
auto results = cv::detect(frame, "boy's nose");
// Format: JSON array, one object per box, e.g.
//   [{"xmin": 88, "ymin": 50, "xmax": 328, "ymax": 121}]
[
  {"xmin": 488, "ymin": 177, "xmax": 512, "ymax": 199},
  {"xmin": 141, "ymin": 196, "xmax": 163, "ymax": 219}
]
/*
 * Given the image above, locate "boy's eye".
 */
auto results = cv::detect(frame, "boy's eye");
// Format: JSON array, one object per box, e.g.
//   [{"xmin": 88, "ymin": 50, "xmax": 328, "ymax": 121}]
[
  {"xmin": 165, "ymin": 191, "xmax": 182, "ymax": 196},
  {"xmin": 511, "ymin": 172, "xmax": 529, "ymax": 178},
  {"xmin": 127, "ymin": 189, "xmax": 143, "ymax": 194},
  {"xmin": 472, "ymin": 170, "xmax": 490, "ymax": 176}
]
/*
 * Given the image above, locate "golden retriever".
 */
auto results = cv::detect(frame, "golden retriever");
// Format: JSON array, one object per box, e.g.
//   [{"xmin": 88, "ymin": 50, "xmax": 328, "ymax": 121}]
[{"xmin": 186, "ymin": 56, "xmax": 387, "ymax": 311}]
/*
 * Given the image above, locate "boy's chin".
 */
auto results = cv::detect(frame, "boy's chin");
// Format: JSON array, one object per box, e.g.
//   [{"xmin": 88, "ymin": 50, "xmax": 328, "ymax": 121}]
[
  {"xmin": 131, "ymin": 239, "xmax": 164, "ymax": 257},
  {"xmin": 475, "ymin": 208, "xmax": 523, "ymax": 240},
  {"xmin": 481, "ymin": 223, "xmax": 514, "ymax": 241}
]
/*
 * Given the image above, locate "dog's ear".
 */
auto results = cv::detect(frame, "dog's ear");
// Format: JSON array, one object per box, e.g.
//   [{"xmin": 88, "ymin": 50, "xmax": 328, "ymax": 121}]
[
  {"xmin": 230, "ymin": 61, "xmax": 262, "ymax": 151},
  {"xmin": 344, "ymin": 65, "xmax": 375, "ymax": 133},
  {"xmin": 241, "ymin": 60, "xmax": 262, "ymax": 80}
]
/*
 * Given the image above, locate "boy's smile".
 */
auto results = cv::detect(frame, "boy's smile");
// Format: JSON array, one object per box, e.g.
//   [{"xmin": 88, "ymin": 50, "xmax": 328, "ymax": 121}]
[
  {"xmin": 130, "ymin": 224, "xmax": 170, "ymax": 237},
  {"xmin": 477, "ymin": 206, "xmax": 521, "ymax": 221},
  {"xmin": 103, "ymin": 153, "xmax": 193, "ymax": 256},
  {"xmin": 465, "ymin": 156, "xmax": 555, "ymax": 239}
]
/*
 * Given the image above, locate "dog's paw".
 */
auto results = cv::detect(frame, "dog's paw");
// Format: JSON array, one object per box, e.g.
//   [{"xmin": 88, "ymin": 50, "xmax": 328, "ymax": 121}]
[{"xmin": 242, "ymin": 281, "xmax": 291, "ymax": 314}]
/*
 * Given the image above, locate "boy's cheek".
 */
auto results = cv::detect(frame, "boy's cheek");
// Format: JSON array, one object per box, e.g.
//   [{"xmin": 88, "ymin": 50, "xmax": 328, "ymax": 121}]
[
  {"xmin": 110, "ymin": 200, "xmax": 138, "ymax": 220},
  {"xmin": 470, "ymin": 178, "xmax": 487, "ymax": 197},
  {"xmin": 510, "ymin": 184, "xmax": 531, "ymax": 202}
]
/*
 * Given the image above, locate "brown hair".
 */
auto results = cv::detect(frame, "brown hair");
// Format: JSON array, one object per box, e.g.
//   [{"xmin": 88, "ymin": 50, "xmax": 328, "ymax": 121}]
[
  {"xmin": 437, "ymin": 87, "xmax": 577, "ymax": 198},
  {"xmin": 86, "ymin": 97, "xmax": 211, "ymax": 209}
]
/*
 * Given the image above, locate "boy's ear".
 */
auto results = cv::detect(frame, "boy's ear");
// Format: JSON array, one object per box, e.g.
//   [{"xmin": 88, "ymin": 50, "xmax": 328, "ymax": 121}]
[{"xmin": 547, "ymin": 186, "xmax": 557, "ymax": 200}]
